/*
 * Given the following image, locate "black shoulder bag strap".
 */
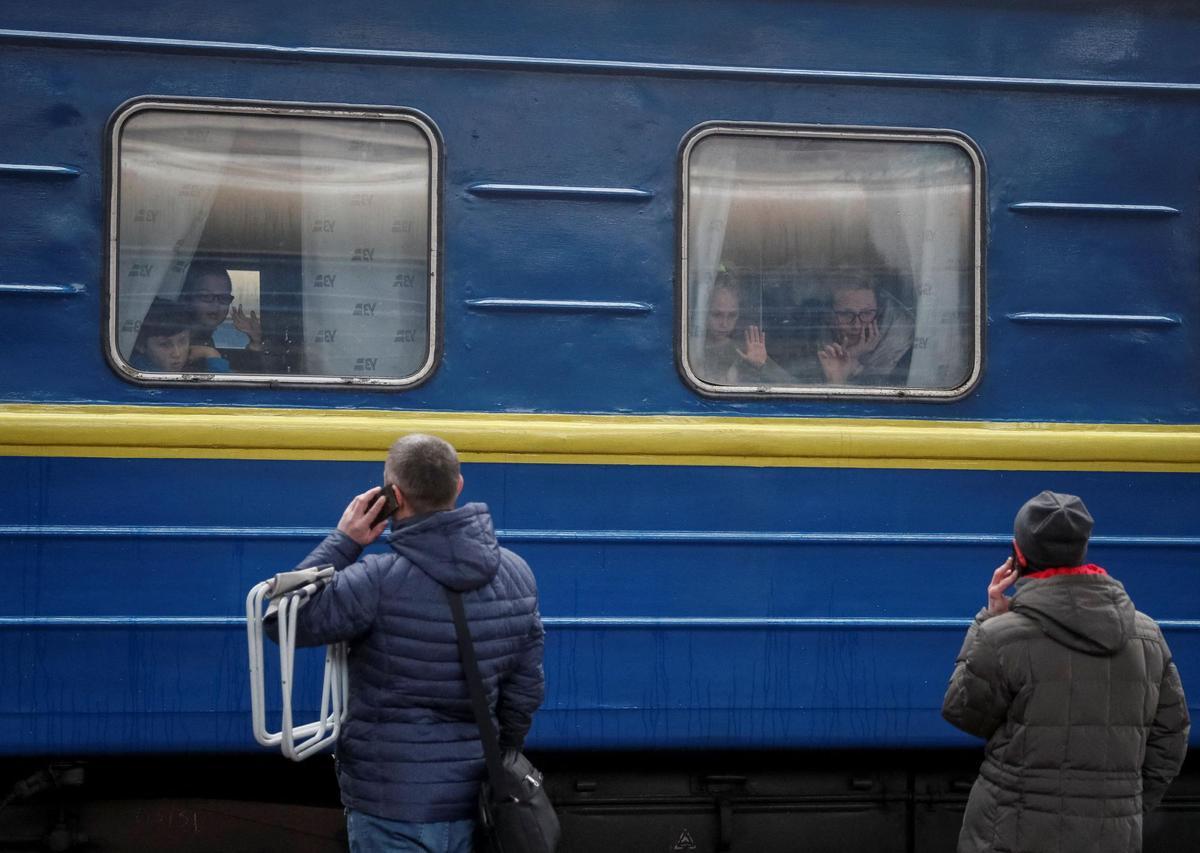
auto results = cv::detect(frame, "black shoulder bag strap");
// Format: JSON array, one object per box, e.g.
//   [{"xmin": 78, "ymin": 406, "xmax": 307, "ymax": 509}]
[{"xmin": 444, "ymin": 588, "xmax": 511, "ymax": 800}]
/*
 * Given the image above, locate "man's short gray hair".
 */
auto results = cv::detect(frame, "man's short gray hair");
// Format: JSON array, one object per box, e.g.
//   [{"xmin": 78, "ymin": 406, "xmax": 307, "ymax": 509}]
[{"xmin": 384, "ymin": 434, "xmax": 461, "ymax": 514}]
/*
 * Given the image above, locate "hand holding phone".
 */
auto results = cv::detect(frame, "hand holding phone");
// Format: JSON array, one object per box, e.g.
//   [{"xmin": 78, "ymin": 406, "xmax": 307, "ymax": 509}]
[
  {"xmin": 337, "ymin": 487, "xmax": 395, "ymax": 545},
  {"xmin": 372, "ymin": 484, "xmax": 400, "ymax": 527},
  {"xmin": 986, "ymin": 557, "xmax": 1018, "ymax": 615}
]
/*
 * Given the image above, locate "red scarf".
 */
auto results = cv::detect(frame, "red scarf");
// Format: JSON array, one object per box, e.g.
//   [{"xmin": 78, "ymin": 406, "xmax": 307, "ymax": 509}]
[{"xmin": 1024, "ymin": 564, "xmax": 1108, "ymax": 580}]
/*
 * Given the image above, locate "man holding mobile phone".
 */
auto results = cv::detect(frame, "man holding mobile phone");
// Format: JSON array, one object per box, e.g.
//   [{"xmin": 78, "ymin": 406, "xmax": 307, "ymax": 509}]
[
  {"xmin": 268, "ymin": 434, "xmax": 545, "ymax": 853},
  {"xmin": 942, "ymin": 491, "xmax": 1188, "ymax": 853}
]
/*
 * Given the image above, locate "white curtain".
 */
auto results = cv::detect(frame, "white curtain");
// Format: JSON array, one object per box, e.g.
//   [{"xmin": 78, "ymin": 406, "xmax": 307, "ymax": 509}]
[
  {"xmin": 686, "ymin": 138, "xmax": 739, "ymax": 352},
  {"xmin": 300, "ymin": 122, "xmax": 430, "ymax": 378},
  {"xmin": 116, "ymin": 114, "xmax": 236, "ymax": 357},
  {"xmin": 865, "ymin": 150, "xmax": 972, "ymax": 388}
]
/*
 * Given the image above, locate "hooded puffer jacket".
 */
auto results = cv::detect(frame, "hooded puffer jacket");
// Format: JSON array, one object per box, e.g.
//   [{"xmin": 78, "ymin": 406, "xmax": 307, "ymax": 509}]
[
  {"xmin": 271, "ymin": 503, "xmax": 545, "ymax": 823},
  {"xmin": 943, "ymin": 571, "xmax": 1189, "ymax": 853}
]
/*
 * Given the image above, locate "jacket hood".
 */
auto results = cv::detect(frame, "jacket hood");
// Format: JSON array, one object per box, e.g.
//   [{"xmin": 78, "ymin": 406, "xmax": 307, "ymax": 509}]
[
  {"xmin": 1010, "ymin": 573, "xmax": 1135, "ymax": 655},
  {"xmin": 386, "ymin": 502, "xmax": 501, "ymax": 592}
]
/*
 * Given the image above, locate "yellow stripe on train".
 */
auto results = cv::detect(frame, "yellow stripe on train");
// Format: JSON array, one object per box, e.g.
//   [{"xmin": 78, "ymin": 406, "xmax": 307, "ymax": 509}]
[{"xmin": 1, "ymin": 403, "xmax": 1199, "ymax": 472}]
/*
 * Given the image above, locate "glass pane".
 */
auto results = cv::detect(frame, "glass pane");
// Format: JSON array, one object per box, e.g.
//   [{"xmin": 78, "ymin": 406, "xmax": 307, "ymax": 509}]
[
  {"xmin": 685, "ymin": 131, "xmax": 977, "ymax": 395},
  {"xmin": 113, "ymin": 106, "xmax": 434, "ymax": 383}
]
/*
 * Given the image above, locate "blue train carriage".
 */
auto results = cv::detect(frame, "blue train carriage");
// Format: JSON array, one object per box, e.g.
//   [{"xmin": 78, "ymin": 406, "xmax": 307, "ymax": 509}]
[{"xmin": 0, "ymin": 1, "xmax": 1198, "ymax": 850}]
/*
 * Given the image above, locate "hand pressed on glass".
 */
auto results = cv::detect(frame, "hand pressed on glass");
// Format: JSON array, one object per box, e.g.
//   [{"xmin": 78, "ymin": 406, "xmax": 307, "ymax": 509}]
[
  {"xmin": 736, "ymin": 325, "xmax": 769, "ymax": 368},
  {"xmin": 230, "ymin": 304, "xmax": 264, "ymax": 351},
  {"xmin": 818, "ymin": 317, "xmax": 881, "ymax": 384}
]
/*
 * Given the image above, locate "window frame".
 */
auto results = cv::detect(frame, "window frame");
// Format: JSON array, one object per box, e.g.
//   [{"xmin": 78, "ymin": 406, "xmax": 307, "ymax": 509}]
[
  {"xmin": 104, "ymin": 96, "xmax": 443, "ymax": 389},
  {"xmin": 677, "ymin": 121, "xmax": 986, "ymax": 401}
]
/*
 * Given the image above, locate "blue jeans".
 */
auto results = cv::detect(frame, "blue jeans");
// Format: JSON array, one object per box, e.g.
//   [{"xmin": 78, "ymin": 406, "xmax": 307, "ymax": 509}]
[{"xmin": 346, "ymin": 809, "xmax": 475, "ymax": 853}]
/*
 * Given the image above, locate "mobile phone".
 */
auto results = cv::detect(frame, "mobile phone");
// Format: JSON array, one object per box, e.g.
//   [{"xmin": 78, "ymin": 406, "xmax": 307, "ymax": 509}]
[{"xmin": 372, "ymin": 485, "xmax": 400, "ymax": 526}]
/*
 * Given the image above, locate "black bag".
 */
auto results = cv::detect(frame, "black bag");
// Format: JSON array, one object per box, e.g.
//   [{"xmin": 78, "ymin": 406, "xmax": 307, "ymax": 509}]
[{"xmin": 445, "ymin": 589, "xmax": 560, "ymax": 853}]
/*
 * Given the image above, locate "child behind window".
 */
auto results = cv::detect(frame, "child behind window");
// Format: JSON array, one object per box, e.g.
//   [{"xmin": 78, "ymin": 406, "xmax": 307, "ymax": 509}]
[{"xmin": 131, "ymin": 297, "xmax": 228, "ymax": 373}]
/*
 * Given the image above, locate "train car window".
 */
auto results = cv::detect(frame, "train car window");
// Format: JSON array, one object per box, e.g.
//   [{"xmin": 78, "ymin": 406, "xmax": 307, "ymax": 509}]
[
  {"xmin": 107, "ymin": 100, "xmax": 439, "ymax": 387},
  {"xmin": 680, "ymin": 124, "xmax": 983, "ymax": 399}
]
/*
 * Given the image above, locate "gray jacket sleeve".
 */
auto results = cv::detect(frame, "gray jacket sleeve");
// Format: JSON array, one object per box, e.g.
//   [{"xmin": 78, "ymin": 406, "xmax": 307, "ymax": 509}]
[
  {"xmin": 942, "ymin": 609, "xmax": 1013, "ymax": 740},
  {"xmin": 295, "ymin": 528, "xmax": 364, "ymax": 572},
  {"xmin": 496, "ymin": 607, "xmax": 546, "ymax": 750},
  {"xmin": 1142, "ymin": 647, "xmax": 1190, "ymax": 812},
  {"xmin": 266, "ymin": 530, "xmax": 380, "ymax": 648}
]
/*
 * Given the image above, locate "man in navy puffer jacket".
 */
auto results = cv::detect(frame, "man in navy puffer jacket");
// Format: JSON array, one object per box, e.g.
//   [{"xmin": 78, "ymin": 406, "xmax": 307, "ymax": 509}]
[{"xmin": 270, "ymin": 434, "xmax": 545, "ymax": 853}]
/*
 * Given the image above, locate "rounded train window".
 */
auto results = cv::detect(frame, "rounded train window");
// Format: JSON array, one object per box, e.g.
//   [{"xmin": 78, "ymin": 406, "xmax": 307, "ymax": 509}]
[
  {"xmin": 679, "ymin": 123, "xmax": 983, "ymax": 399},
  {"xmin": 107, "ymin": 99, "xmax": 440, "ymax": 387}
]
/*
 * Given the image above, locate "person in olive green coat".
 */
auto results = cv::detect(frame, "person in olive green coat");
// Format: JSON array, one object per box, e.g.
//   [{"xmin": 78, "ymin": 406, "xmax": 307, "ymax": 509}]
[{"xmin": 943, "ymin": 491, "xmax": 1189, "ymax": 853}]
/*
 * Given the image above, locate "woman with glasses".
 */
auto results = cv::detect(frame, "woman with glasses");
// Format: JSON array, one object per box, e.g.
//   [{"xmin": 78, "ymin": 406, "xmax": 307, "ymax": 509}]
[
  {"xmin": 180, "ymin": 261, "xmax": 264, "ymax": 373},
  {"xmin": 815, "ymin": 279, "xmax": 914, "ymax": 386}
]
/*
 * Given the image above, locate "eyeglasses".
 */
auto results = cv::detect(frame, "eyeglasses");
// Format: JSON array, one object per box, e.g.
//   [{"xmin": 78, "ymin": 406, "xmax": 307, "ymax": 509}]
[
  {"xmin": 185, "ymin": 293, "xmax": 235, "ymax": 305},
  {"xmin": 832, "ymin": 309, "xmax": 878, "ymax": 325}
]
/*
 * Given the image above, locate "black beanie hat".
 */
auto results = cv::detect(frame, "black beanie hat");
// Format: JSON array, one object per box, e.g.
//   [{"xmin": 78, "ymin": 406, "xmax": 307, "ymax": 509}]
[{"xmin": 1013, "ymin": 491, "xmax": 1094, "ymax": 570}]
